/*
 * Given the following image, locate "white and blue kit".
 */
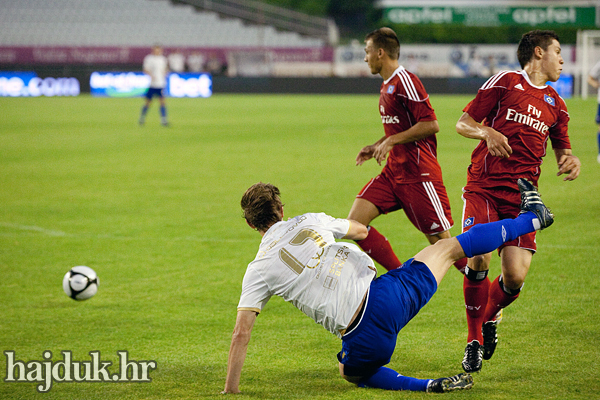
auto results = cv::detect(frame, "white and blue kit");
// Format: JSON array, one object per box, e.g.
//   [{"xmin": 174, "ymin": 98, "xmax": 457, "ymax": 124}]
[{"xmin": 237, "ymin": 212, "xmax": 438, "ymax": 377}]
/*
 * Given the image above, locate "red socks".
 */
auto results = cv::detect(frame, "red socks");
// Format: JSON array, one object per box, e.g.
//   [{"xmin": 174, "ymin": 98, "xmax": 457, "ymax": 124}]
[
  {"xmin": 453, "ymin": 257, "xmax": 468, "ymax": 274},
  {"xmin": 355, "ymin": 226, "xmax": 402, "ymax": 271},
  {"xmin": 464, "ymin": 272, "xmax": 521, "ymax": 343},
  {"xmin": 484, "ymin": 276, "xmax": 520, "ymax": 321},
  {"xmin": 463, "ymin": 274, "xmax": 490, "ymax": 344}
]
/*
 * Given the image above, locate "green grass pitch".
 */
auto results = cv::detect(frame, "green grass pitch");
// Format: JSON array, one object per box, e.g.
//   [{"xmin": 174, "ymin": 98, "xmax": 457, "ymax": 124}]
[{"xmin": 0, "ymin": 93, "xmax": 599, "ymax": 399}]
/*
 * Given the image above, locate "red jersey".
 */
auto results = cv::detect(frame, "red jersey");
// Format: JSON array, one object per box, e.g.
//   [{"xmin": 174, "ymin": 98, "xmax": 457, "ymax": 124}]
[
  {"xmin": 464, "ymin": 70, "xmax": 571, "ymax": 190},
  {"xmin": 379, "ymin": 66, "xmax": 441, "ymax": 184}
]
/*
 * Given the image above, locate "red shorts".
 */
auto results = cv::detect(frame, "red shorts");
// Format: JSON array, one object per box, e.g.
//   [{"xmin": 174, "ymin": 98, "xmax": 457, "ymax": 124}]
[
  {"xmin": 357, "ymin": 174, "xmax": 454, "ymax": 235},
  {"xmin": 462, "ymin": 186, "xmax": 536, "ymax": 253}
]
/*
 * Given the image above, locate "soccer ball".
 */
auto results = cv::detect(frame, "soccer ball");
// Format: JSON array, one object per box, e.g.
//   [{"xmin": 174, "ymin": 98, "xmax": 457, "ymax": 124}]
[{"xmin": 63, "ymin": 266, "xmax": 99, "ymax": 300}]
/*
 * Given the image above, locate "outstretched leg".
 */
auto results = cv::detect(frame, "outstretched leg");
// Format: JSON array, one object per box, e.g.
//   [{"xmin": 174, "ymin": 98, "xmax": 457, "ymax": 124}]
[
  {"xmin": 341, "ymin": 365, "xmax": 473, "ymax": 393},
  {"xmin": 416, "ymin": 179, "xmax": 553, "ymax": 285}
]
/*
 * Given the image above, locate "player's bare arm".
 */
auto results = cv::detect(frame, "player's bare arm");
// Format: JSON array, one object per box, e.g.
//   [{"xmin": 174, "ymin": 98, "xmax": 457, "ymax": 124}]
[
  {"xmin": 356, "ymin": 136, "xmax": 386, "ymax": 166},
  {"xmin": 342, "ymin": 220, "xmax": 369, "ymax": 241},
  {"xmin": 223, "ymin": 310, "xmax": 257, "ymax": 394},
  {"xmin": 373, "ymin": 120, "xmax": 439, "ymax": 165},
  {"xmin": 588, "ymin": 75, "xmax": 600, "ymax": 89},
  {"xmin": 456, "ymin": 112, "xmax": 512, "ymax": 158},
  {"xmin": 554, "ymin": 148, "xmax": 581, "ymax": 181}
]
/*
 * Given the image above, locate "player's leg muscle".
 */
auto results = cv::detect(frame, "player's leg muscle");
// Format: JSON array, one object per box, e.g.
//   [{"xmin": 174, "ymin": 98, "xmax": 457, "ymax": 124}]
[
  {"xmin": 499, "ymin": 246, "xmax": 532, "ymax": 290},
  {"xmin": 348, "ymin": 198, "xmax": 380, "ymax": 225}
]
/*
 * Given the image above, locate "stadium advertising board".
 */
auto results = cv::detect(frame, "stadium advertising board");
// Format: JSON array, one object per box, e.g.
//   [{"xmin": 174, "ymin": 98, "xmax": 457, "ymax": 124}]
[
  {"xmin": 384, "ymin": 5, "xmax": 597, "ymax": 27},
  {"xmin": 0, "ymin": 72, "xmax": 80, "ymax": 97},
  {"xmin": 90, "ymin": 72, "xmax": 212, "ymax": 98}
]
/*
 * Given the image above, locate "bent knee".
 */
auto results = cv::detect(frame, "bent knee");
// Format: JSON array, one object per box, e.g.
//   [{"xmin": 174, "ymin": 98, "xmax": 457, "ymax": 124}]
[
  {"xmin": 339, "ymin": 363, "xmax": 362, "ymax": 384},
  {"xmin": 501, "ymin": 273, "xmax": 526, "ymax": 290},
  {"xmin": 468, "ymin": 253, "xmax": 491, "ymax": 271}
]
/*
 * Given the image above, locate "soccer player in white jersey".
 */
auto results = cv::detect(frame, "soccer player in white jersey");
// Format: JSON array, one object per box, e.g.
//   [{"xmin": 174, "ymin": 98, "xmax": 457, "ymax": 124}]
[
  {"xmin": 223, "ymin": 180, "xmax": 554, "ymax": 394},
  {"xmin": 139, "ymin": 45, "xmax": 169, "ymax": 127}
]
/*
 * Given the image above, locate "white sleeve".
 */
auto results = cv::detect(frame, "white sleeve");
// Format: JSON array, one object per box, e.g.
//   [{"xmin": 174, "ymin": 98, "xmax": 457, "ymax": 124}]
[
  {"xmin": 237, "ymin": 265, "xmax": 271, "ymax": 313},
  {"xmin": 314, "ymin": 213, "xmax": 351, "ymax": 239},
  {"xmin": 143, "ymin": 56, "xmax": 151, "ymax": 72}
]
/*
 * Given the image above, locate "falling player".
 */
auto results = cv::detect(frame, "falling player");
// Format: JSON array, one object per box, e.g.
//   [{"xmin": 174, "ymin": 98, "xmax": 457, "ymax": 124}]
[
  {"xmin": 456, "ymin": 30, "xmax": 581, "ymax": 373},
  {"xmin": 348, "ymin": 27, "xmax": 467, "ymax": 273},
  {"xmin": 223, "ymin": 179, "xmax": 554, "ymax": 394}
]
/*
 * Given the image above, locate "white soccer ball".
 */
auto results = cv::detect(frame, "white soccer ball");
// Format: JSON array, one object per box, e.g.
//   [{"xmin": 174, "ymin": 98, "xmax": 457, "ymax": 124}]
[{"xmin": 63, "ymin": 266, "xmax": 99, "ymax": 301}]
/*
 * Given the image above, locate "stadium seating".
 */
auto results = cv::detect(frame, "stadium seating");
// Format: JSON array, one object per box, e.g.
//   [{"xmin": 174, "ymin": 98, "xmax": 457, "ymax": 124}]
[{"xmin": 0, "ymin": 0, "xmax": 324, "ymax": 47}]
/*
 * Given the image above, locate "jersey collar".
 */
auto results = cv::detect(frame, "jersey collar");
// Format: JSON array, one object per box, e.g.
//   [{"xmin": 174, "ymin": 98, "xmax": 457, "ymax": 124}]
[
  {"xmin": 384, "ymin": 65, "xmax": 405, "ymax": 85},
  {"xmin": 520, "ymin": 70, "xmax": 548, "ymax": 89}
]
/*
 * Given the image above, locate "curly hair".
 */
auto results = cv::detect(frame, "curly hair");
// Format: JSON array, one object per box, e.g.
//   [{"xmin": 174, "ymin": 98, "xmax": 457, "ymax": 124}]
[
  {"xmin": 241, "ymin": 182, "xmax": 283, "ymax": 231},
  {"xmin": 517, "ymin": 30, "xmax": 559, "ymax": 68}
]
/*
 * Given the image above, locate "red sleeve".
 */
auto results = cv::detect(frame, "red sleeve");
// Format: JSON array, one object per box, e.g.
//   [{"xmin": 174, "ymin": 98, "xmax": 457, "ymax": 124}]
[
  {"xmin": 550, "ymin": 98, "xmax": 571, "ymax": 150},
  {"xmin": 463, "ymin": 86, "xmax": 504, "ymax": 123},
  {"xmin": 400, "ymin": 73, "xmax": 437, "ymax": 122}
]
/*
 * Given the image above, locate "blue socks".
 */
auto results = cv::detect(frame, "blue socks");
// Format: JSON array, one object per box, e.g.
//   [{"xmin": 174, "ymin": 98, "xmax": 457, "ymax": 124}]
[
  {"xmin": 160, "ymin": 105, "xmax": 166, "ymax": 118},
  {"xmin": 140, "ymin": 105, "xmax": 148, "ymax": 117},
  {"xmin": 456, "ymin": 211, "xmax": 538, "ymax": 258},
  {"xmin": 358, "ymin": 367, "xmax": 430, "ymax": 391}
]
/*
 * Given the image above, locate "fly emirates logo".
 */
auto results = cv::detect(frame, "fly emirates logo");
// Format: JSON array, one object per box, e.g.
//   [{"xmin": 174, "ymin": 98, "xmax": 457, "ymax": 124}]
[
  {"xmin": 380, "ymin": 105, "xmax": 400, "ymax": 124},
  {"xmin": 506, "ymin": 104, "xmax": 549, "ymax": 135}
]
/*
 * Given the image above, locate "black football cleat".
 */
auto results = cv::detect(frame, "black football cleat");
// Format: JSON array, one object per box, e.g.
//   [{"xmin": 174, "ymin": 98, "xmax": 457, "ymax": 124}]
[
  {"xmin": 427, "ymin": 373, "xmax": 474, "ymax": 393},
  {"xmin": 517, "ymin": 178, "xmax": 554, "ymax": 230},
  {"xmin": 462, "ymin": 341, "xmax": 483, "ymax": 373},
  {"xmin": 482, "ymin": 320, "xmax": 499, "ymax": 360}
]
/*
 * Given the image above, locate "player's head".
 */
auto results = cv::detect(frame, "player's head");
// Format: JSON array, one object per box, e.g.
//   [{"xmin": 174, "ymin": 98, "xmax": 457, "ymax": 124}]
[
  {"xmin": 364, "ymin": 28, "xmax": 399, "ymax": 75},
  {"xmin": 365, "ymin": 27, "xmax": 400, "ymax": 60},
  {"xmin": 241, "ymin": 182, "xmax": 284, "ymax": 232},
  {"xmin": 517, "ymin": 30, "xmax": 560, "ymax": 68},
  {"xmin": 151, "ymin": 44, "xmax": 163, "ymax": 55}
]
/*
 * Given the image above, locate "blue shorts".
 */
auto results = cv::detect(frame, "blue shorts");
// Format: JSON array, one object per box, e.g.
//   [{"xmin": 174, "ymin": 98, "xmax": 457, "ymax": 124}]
[
  {"xmin": 145, "ymin": 87, "xmax": 164, "ymax": 99},
  {"xmin": 337, "ymin": 259, "xmax": 437, "ymax": 377}
]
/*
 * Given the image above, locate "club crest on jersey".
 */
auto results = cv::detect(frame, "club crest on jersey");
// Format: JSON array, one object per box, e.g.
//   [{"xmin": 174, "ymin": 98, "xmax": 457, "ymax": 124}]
[
  {"xmin": 544, "ymin": 94, "xmax": 555, "ymax": 106},
  {"xmin": 387, "ymin": 85, "xmax": 395, "ymax": 94},
  {"xmin": 463, "ymin": 217, "xmax": 474, "ymax": 228}
]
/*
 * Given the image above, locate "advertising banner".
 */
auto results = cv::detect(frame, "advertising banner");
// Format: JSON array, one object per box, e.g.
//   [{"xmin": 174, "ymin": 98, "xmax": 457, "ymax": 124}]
[
  {"xmin": 384, "ymin": 6, "xmax": 597, "ymax": 27},
  {"xmin": 0, "ymin": 71, "xmax": 80, "ymax": 97},
  {"xmin": 90, "ymin": 72, "xmax": 212, "ymax": 98}
]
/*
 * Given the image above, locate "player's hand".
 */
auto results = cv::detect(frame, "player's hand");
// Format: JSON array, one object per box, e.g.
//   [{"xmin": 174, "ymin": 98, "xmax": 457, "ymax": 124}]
[
  {"xmin": 484, "ymin": 128, "xmax": 512, "ymax": 158},
  {"xmin": 373, "ymin": 139, "xmax": 393, "ymax": 166},
  {"xmin": 356, "ymin": 145, "xmax": 375, "ymax": 166},
  {"xmin": 557, "ymin": 154, "xmax": 581, "ymax": 181}
]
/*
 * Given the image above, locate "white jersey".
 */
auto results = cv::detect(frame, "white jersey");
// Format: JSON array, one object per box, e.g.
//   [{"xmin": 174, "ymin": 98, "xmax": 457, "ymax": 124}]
[
  {"xmin": 143, "ymin": 54, "xmax": 168, "ymax": 88},
  {"xmin": 238, "ymin": 213, "xmax": 377, "ymax": 339}
]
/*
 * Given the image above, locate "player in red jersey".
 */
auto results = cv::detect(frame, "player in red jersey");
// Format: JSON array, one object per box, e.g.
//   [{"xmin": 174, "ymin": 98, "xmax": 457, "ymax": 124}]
[
  {"xmin": 348, "ymin": 27, "xmax": 467, "ymax": 273},
  {"xmin": 456, "ymin": 30, "xmax": 581, "ymax": 373}
]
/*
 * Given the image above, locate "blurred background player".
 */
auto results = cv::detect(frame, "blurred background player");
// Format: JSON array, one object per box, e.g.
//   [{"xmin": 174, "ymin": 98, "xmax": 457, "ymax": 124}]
[
  {"xmin": 168, "ymin": 48, "xmax": 185, "ymax": 73},
  {"xmin": 348, "ymin": 27, "xmax": 467, "ymax": 273},
  {"xmin": 187, "ymin": 51, "xmax": 206, "ymax": 73},
  {"xmin": 223, "ymin": 179, "xmax": 553, "ymax": 394},
  {"xmin": 139, "ymin": 45, "xmax": 169, "ymax": 127},
  {"xmin": 586, "ymin": 58, "xmax": 600, "ymax": 163},
  {"xmin": 455, "ymin": 30, "xmax": 581, "ymax": 373}
]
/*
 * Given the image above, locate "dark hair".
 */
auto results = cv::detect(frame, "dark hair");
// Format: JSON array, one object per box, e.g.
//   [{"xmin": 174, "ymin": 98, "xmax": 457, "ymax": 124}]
[
  {"xmin": 517, "ymin": 30, "xmax": 560, "ymax": 68},
  {"xmin": 365, "ymin": 27, "xmax": 400, "ymax": 60},
  {"xmin": 241, "ymin": 182, "xmax": 283, "ymax": 231}
]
